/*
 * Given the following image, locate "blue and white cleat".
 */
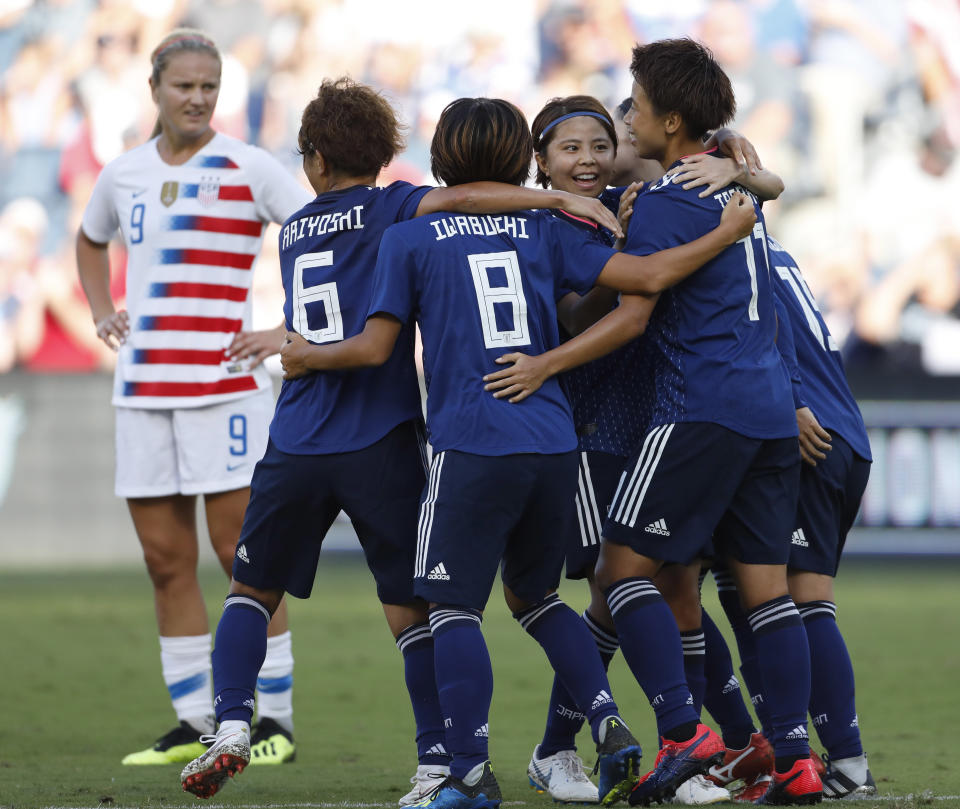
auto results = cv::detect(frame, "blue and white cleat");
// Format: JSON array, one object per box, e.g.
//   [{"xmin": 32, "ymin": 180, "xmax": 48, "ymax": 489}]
[
  {"xmin": 529, "ymin": 745, "xmax": 600, "ymax": 803},
  {"xmin": 404, "ymin": 760, "xmax": 501, "ymax": 809}
]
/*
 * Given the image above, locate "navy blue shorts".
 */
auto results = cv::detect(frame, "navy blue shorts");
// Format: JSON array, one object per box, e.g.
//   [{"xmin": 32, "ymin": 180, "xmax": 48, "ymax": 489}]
[
  {"xmin": 788, "ymin": 435, "xmax": 871, "ymax": 576},
  {"xmin": 602, "ymin": 422, "xmax": 800, "ymax": 565},
  {"xmin": 233, "ymin": 420, "xmax": 427, "ymax": 602},
  {"xmin": 565, "ymin": 451, "xmax": 628, "ymax": 580},
  {"xmin": 414, "ymin": 450, "xmax": 578, "ymax": 610}
]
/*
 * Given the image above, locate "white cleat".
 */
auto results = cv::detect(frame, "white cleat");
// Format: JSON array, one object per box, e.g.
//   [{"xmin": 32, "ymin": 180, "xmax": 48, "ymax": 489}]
[
  {"xmin": 180, "ymin": 727, "xmax": 251, "ymax": 799},
  {"xmin": 821, "ymin": 753, "xmax": 877, "ymax": 799},
  {"xmin": 671, "ymin": 774, "xmax": 731, "ymax": 805},
  {"xmin": 528, "ymin": 745, "xmax": 600, "ymax": 803},
  {"xmin": 399, "ymin": 763, "xmax": 451, "ymax": 806}
]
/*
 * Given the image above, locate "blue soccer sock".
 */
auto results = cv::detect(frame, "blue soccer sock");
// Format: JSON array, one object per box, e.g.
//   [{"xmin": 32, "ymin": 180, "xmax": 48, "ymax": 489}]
[
  {"xmin": 714, "ymin": 569, "xmax": 772, "ymax": 738},
  {"xmin": 747, "ymin": 596, "xmax": 812, "ymax": 767},
  {"xmin": 798, "ymin": 601, "xmax": 863, "ymax": 759},
  {"xmin": 537, "ymin": 611, "xmax": 618, "ymax": 756},
  {"xmin": 429, "ymin": 606, "xmax": 492, "ymax": 779},
  {"xmin": 606, "ymin": 577, "xmax": 699, "ymax": 739},
  {"xmin": 701, "ymin": 607, "xmax": 756, "ymax": 750},
  {"xmin": 515, "ymin": 594, "xmax": 620, "ymax": 746},
  {"xmin": 681, "ymin": 628, "xmax": 706, "ymax": 716},
  {"xmin": 396, "ymin": 621, "xmax": 451, "ymax": 766},
  {"xmin": 212, "ymin": 594, "xmax": 271, "ymax": 725}
]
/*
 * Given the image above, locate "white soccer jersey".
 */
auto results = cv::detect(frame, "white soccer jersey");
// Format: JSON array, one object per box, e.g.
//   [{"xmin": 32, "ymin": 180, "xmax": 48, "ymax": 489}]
[{"xmin": 82, "ymin": 132, "xmax": 312, "ymax": 409}]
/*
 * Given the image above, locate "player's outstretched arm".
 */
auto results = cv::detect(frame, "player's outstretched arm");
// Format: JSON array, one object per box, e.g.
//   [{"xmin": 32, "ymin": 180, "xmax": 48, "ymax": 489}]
[
  {"xmin": 597, "ymin": 192, "xmax": 756, "ymax": 295},
  {"xmin": 483, "ymin": 294, "xmax": 655, "ymax": 403},
  {"xmin": 76, "ymin": 227, "xmax": 129, "ymax": 351},
  {"xmin": 417, "ymin": 184, "xmax": 623, "ymax": 237},
  {"xmin": 280, "ymin": 314, "xmax": 402, "ymax": 379}
]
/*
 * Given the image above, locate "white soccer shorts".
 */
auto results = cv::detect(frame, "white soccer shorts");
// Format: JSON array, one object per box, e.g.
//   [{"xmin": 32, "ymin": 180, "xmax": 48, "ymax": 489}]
[{"xmin": 114, "ymin": 388, "xmax": 273, "ymax": 498}]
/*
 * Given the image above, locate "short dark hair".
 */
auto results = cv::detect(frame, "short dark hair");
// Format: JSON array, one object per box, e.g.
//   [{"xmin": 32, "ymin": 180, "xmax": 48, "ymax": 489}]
[
  {"xmin": 530, "ymin": 95, "xmax": 618, "ymax": 188},
  {"xmin": 615, "ymin": 97, "xmax": 632, "ymax": 120},
  {"xmin": 629, "ymin": 38, "xmax": 735, "ymax": 140},
  {"xmin": 430, "ymin": 97, "xmax": 532, "ymax": 187},
  {"xmin": 298, "ymin": 77, "xmax": 405, "ymax": 177}
]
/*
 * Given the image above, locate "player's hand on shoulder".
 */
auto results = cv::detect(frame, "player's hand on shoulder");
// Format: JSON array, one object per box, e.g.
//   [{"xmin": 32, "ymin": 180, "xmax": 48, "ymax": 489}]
[
  {"xmin": 719, "ymin": 191, "xmax": 756, "ymax": 240},
  {"xmin": 616, "ymin": 181, "xmax": 643, "ymax": 237},
  {"xmin": 674, "ymin": 154, "xmax": 739, "ymax": 198},
  {"xmin": 228, "ymin": 323, "xmax": 286, "ymax": 369},
  {"xmin": 483, "ymin": 352, "xmax": 550, "ymax": 403},
  {"xmin": 710, "ymin": 127, "xmax": 762, "ymax": 175},
  {"xmin": 557, "ymin": 191, "xmax": 623, "ymax": 239},
  {"xmin": 796, "ymin": 406, "xmax": 832, "ymax": 467},
  {"xmin": 280, "ymin": 331, "xmax": 313, "ymax": 380},
  {"xmin": 94, "ymin": 309, "xmax": 130, "ymax": 351}
]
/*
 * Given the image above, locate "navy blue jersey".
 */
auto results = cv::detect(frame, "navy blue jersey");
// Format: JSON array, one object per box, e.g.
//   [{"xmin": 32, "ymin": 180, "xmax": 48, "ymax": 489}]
[
  {"xmin": 768, "ymin": 235, "xmax": 872, "ymax": 460},
  {"xmin": 270, "ymin": 181, "xmax": 431, "ymax": 454},
  {"xmin": 625, "ymin": 162, "xmax": 796, "ymax": 439},
  {"xmin": 554, "ymin": 192, "xmax": 654, "ymax": 457},
  {"xmin": 369, "ymin": 210, "xmax": 617, "ymax": 455}
]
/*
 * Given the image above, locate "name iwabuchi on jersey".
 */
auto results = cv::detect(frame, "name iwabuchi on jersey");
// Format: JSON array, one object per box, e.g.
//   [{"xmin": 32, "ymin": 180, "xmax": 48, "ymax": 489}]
[
  {"xmin": 368, "ymin": 210, "xmax": 617, "ymax": 456},
  {"xmin": 269, "ymin": 182, "xmax": 431, "ymax": 455},
  {"xmin": 626, "ymin": 161, "xmax": 796, "ymax": 439},
  {"xmin": 81, "ymin": 133, "xmax": 310, "ymax": 409}
]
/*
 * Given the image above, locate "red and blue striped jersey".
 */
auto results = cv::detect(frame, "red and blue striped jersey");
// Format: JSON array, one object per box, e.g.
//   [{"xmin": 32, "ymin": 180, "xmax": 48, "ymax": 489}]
[{"xmin": 81, "ymin": 132, "xmax": 311, "ymax": 408}]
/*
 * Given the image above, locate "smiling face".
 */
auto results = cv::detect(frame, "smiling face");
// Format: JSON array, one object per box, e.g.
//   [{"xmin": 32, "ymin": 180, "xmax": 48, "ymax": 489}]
[
  {"xmin": 536, "ymin": 116, "xmax": 616, "ymax": 197},
  {"xmin": 623, "ymin": 80, "xmax": 668, "ymax": 164},
  {"xmin": 151, "ymin": 50, "xmax": 220, "ymax": 143}
]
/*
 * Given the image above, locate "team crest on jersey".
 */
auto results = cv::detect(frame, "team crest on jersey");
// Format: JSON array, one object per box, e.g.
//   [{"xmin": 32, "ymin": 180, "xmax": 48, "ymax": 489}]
[
  {"xmin": 160, "ymin": 181, "xmax": 179, "ymax": 207},
  {"xmin": 197, "ymin": 176, "xmax": 220, "ymax": 207}
]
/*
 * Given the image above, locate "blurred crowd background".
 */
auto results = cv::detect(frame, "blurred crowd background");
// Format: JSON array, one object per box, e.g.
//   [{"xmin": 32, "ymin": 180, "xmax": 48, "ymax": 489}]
[{"xmin": 1, "ymin": 0, "xmax": 959, "ymax": 385}]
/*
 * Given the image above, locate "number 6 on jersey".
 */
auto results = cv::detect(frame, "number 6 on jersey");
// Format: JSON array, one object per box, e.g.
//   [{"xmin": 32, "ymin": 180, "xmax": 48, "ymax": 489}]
[{"xmin": 292, "ymin": 250, "xmax": 344, "ymax": 343}]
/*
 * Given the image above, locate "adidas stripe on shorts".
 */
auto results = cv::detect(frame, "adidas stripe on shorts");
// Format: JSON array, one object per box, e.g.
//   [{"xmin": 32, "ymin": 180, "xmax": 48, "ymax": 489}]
[
  {"xmin": 414, "ymin": 450, "xmax": 578, "ymax": 610},
  {"xmin": 601, "ymin": 421, "xmax": 800, "ymax": 565}
]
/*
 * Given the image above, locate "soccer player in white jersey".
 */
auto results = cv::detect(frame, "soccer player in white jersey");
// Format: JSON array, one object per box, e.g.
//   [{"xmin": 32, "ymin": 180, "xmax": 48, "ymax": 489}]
[{"xmin": 76, "ymin": 29, "xmax": 311, "ymax": 766}]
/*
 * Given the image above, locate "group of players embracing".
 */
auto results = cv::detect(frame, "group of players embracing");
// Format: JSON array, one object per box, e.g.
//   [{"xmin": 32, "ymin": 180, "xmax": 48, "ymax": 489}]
[{"xmin": 79, "ymin": 23, "xmax": 876, "ymax": 809}]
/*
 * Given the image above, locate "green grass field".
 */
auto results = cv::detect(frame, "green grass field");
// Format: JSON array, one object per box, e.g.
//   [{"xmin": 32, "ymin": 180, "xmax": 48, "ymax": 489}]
[{"xmin": 2, "ymin": 556, "xmax": 958, "ymax": 809}]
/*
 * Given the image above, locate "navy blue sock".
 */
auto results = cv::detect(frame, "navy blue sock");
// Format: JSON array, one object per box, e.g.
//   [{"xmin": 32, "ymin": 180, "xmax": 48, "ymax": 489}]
[
  {"xmin": 714, "ymin": 569, "xmax": 771, "ymax": 738},
  {"xmin": 681, "ymin": 629, "xmax": 706, "ymax": 716},
  {"xmin": 747, "ymin": 596, "xmax": 812, "ymax": 764},
  {"xmin": 606, "ymin": 577, "xmax": 698, "ymax": 739},
  {"xmin": 397, "ymin": 621, "xmax": 450, "ymax": 767},
  {"xmin": 702, "ymin": 607, "xmax": 756, "ymax": 750},
  {"xmin": 538, "ymin": 611, "xmax": 619, "ymax": 756},
  {"xmin": 429, "ymin": 606, "xmax": 491, "ymax": 779},
  {"xmin": 212, "ymin": 594, "xmax": 270, "ymax": 724},
  {"xmin": 516, "ymin": 594, "xmax": 619, "ymax": 745},
  {"xmin": 798, "ymin": 601, "xmax": 863, "ymax": 759}
]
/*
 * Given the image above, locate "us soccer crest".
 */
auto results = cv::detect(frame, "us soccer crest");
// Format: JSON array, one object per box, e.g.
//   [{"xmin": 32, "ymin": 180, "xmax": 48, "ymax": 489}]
[
  {"xmin": 160, "ymin": 181, "xmax": 178, "ymax": 207},
  {"xmin": 197, "ymin": 176, "xmax": 220, "ymax": 207}
]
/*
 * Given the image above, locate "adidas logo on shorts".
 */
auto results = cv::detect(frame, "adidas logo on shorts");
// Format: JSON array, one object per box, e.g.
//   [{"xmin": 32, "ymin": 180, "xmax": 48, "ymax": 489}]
[
  {"xmin": 237, "ymin": 544, "xmax": 250, "ymax": 563},
  {"xmin": 427, "ymin": 563, "xmax": 451, "ymax": 581},
  {"xmin": 791, "ymin": 529, "xmax": 809, "ymax": 547},
  {"xmin": 644, "ymin": 518, "xmax": 671, "ymax": 536}
]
